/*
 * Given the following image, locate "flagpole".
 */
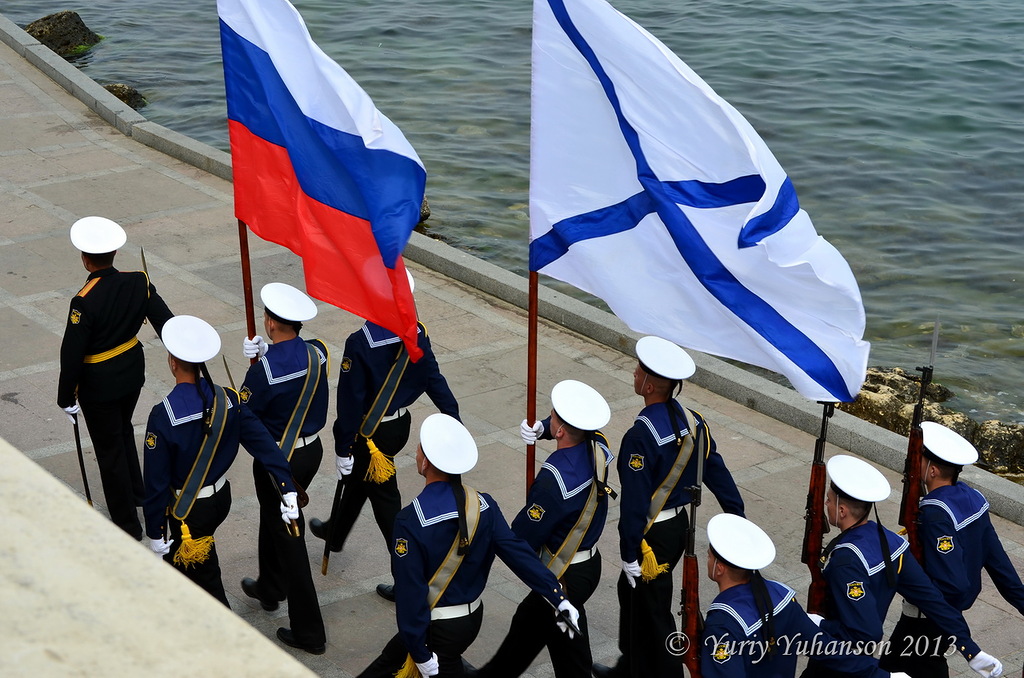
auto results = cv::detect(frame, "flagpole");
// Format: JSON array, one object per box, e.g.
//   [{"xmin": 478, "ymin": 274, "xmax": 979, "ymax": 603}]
[
  {"xmin": 237, "ymin": 218, "xmax": 258, "ymax": 365},
  {"xmin": 525, "ymin": 270, "xmax": 539, "ymax": 498}
]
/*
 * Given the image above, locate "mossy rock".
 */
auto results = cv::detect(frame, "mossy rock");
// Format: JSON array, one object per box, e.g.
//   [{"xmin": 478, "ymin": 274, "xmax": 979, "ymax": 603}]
[
  {"xmin": 25, "ymin": 11, "xmax": 101, "ymax": 58},
  {"xmin": 104, "ymin": 83, "xmax": 146, "ymax": 110}
]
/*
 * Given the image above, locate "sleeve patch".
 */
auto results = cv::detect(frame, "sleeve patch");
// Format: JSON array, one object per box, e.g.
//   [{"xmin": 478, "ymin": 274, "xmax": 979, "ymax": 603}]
[
  {"xmin": 712, "ymin": 641, "xmax": 731, "ymax": 664},
  {"xmin": 936, "ymin": 535, "xmax": 955, "ymax": 554},
  {"xmin": 239, "ymin": 386, "xmax": 252, "ymax": 403},
  {"xmin": 70, "ymin": 309, "xmax": 82, "ymax": 325},
  {"xmin": 145, "ymin": 432, "xmax": 157, "ymax": 449},
  {"xmin": 846, "ymin": 581, "xmax": 865, "ymax": 600},
  {"xmin": 628, "ymin": 453, "xmax": 645, "ymax": 471},
  {"xmin": 341, "ymin": 356, "xmax": 352, "ymax": 372},
  {"xmin": 394, "ymin": 538, "xmax": 409, "ymax": 557},
  {"xmin": 527, "ymin": 503, "xmax": 545, "ymax": 521}
]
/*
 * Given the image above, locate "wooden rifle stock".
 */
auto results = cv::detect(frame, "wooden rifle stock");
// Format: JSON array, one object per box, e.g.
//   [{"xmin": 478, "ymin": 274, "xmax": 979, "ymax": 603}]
[
  {"xmin": 801, "ymin": 402, "xmax": 834, "ymax": 615},
  {"xmin": 898, "ymin": 322, "xmax": 938, "ymax": 563}
]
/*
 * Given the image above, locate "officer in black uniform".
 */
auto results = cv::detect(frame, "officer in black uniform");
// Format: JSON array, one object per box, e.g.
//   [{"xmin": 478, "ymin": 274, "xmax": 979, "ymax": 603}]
[
  {"xmin": 142, "ymin": 315, "xmax": 297, "ymax": 607},
  {"xmin": 880, "ymin": 423, "xmax": 1024, "ymax": 677},
  {"xmin": 357, "ymin": 414, "xmax": 579, "ymax": 678},
  {"xmin": 801, "ymin": 454, "xmax": 1002, "ymax": 678},
  {"xmin": 309, "ymin": 271, "xmax": 460, "ymax": 601},
  {"xmin": 236, "ymin": 283, "xmax": 329, "ymax": 654},
  {"xmin": 473, "ymin": 380, "xmax": 613, "ymax": 678},
  {"xmin": 57, "ymin": 216, "xmax": 173, "ymax": 539},
  {"xmin": 594, "ymin": 336, "xmax": 744, "ymax": 678}
]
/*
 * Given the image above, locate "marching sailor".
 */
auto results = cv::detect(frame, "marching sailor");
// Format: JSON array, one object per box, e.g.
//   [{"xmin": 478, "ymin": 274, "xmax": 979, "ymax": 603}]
[
  {"xmin": 141, "ymin": 315, "xmax": 296, "ymax": 606},
  {"xmin": 800, "ymin": 454, "xmax": 1002, "ymax": 678},
  {"xmin": 880, "ymin": 423, "xmax": 1024, "ymax": 676},
  {"xmin": 310, "ymin": 270, "xmax": 460, "ymax": 602},
  {"xmin": 237, "ymin": 283, "xmax": 329, "ymax": 654},
  {"xmin": 473, "ymin": 380, "xmax": 614, "ymax": 677},
  {"xmin": 594, "ymin": 336, "xmax": 744, "ymax": 678},
  {"xmin": 357, "ymin": 414, "xmax": 579, "ymax": 678},
  {"xmin": 57, "ymin": 216, "xmax": 173, "ymax": 539}
]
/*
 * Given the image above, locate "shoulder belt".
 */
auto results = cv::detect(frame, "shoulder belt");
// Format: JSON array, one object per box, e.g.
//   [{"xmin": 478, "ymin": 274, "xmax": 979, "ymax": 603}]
[
  {"xmin": 171, "ymin": 385, "xmax": 229, "ymax": 520},
  {"xmin": 644, "ymin": 407, "xmax": 702, "ymax": 533},
  {"xmin": 279, "ymin": 342, "xmax": 324, "ymax": 461},
  {"xmin": 358, "ymin": 322, "xmax": 424, "ymax": 439},
  {"xmin": 426, "ymin": 484, "xmax": 482, "ymax": 609}
]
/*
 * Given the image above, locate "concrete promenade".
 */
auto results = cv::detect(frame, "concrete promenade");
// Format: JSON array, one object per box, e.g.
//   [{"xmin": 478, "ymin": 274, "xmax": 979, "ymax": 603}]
[{"xmin": 1, "ymin": 14, "xmax": 1022, "ymax": 677}]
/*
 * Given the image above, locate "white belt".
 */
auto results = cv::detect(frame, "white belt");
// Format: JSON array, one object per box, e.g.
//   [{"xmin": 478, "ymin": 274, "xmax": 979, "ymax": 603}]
[
  {"xmin": 380, "ymin": 408, "xmax": 408, "ymax": 423},
  {"xmin": 570, "ymin": 546, "xmax": 597, "ymax": 564},
  {"xmin": 653, "ymin": 505, "xmax": 684, "ymax": 523},
  {"xmin": 280, "ymin": 433, "xmax": 319, "ymax": 449},
  {"xmin": 902, "ymin": 600, "xmax": 924, "ymax": 618},
  {"xmin": 430, "ymin": 597, "xmax": 481, "ymax": 621},
  {"xmin": 174, "ymin": 475, "xmax": 226, "ymax": 499}
]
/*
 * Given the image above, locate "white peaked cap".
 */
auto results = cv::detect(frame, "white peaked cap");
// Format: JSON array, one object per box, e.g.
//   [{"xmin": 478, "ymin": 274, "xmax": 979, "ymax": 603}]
[
  {"xmin": 921, "ymin": 422, "xmax": 979, "ymax": 466},
  {"xmin": 70, "ymin": 216, "xmax": 127, "ymax": 254},
  {"xmin": 261, "ymin": 282, "xmax": 317, "ymax": 322},
  {"xmin": 420, "ymin": 413, "xmax": 478, "ymax": 475},
  {"xmin": 162, "ymin": 315, "xmax": 221, "ymax": 364},
  {"xmin": 550, "ymin": 379, "xmax": 610, "ymax": 431},
  {"xmin": 827, "ymin": 454, "xmax": 891, "ymax": 503},
  {"xmin": 636, "ymin": 336, "xmax": 696, "ymax": 380},
  {"xmin": 708, "ymin": 513, "xmax": 776, "ymax": 570}
]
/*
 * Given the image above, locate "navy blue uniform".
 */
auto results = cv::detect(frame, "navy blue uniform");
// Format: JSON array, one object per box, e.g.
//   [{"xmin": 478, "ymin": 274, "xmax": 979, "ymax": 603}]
[
  {"xmin": 612, "ymin": 400, "xmax": 743, "ymax": 677},
  {"xmin": 240, "ymin": 336, "xmax": 329, "ymax": 647},
  {"xmin": 703, "ymin": 579, "xmax": 890, "ymax": 677},
  {"xmin": 57, "ymin": 267, "xmax": 173, "ymax": 538},
  {"xmin": 325, "ymin": 322, "xmax": 459, "ymax": 550},
  {"xmin": 142, "ymin": 379, "xmax": 294, "ymax": 605},
  {"xmin": 804, "ymin": 521, "xmax": 982, "ymax": 677},
  {"xmin": 880, "ymin": 482, "xmax": 1024, "ymax": 676},
  {"xmin": 479, "ymin": 427, "xmax": 614, "ymax": 678},
  {"xmin": 357, "ymin": 482, "xmax": 566, "ymax": 677}
]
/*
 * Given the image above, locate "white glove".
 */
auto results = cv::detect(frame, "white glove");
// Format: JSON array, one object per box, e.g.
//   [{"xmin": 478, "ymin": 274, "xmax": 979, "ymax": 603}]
[
  {"xmin": 890, "ymin": 673, "xmax": 911, "ymax": 678},
  {"xmin": 242, "ymin": 335, "xmax": 268, "ymax": 359},
  {"xmin": 969, "ymin": 651, "xmax": 1003, "ymax": 677},
  {"xmin": 280, "ymin": 491, "xmax": 299, "ymax": 524},
  {"xmin": 149, "ymin": 537, "xmax": 172, "ymax": 556},
  {"xmin": 336, "ymin": 455, "xmax": 354, "ymax": 479},
  {"xmin": 62, "ymin": 404, "xmax": 80, "ymax": 425},
  {"xmin": 520, "ymin": 419, "xmax": 544, "ymax": 444},
  {"xmin": 415, "ymin": 652, "xmax": 439, "ymax": 678},
  {"xmin": 556, "ymin": 599, "xmax": 581, "ymax": 639},
  {"xmin": 622, "ymin": 560, "xmax": 641, "ymax": 588},
  {"xmin": 807, "ymin": 613, "xmax": 824, "ymax": 626}
]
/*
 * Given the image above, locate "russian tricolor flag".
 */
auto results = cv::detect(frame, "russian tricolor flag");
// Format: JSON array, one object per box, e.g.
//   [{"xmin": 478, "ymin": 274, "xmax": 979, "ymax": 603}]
[{"xmin": 218, "ymin": 0, "xmax": 424, "ymax": 360}]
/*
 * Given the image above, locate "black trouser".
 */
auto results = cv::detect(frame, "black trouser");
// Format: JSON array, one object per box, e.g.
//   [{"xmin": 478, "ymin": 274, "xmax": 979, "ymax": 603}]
[
  {"xmin": 801, "ymin": 660, "xmax": 865, "ymax": 678},
  {"xmin": 165, "ymin": 480, "xmax": 232, "ymax": 607},
  {"xmin": 607, "ymin": 509, "xmax": 688, "ymax": 678},
  {"xmin": 324, "ymin": 411, "xmax": 410, "ymax": 551},
  {"xmin": 479, "ymin": 553, "xmax": 601, "ymax": 678},
  {"xmin": 878, "ymin": 613, "xmax": 952, "ymax": 678},
  {"xmin": 252, "ymin": 437, "xmax": 326, "ymax": 646},
  {"xmin": 357, "ymin": 604, "xmax": 483, "ymax": 678},
  {"xmin": 79, "ymin": 390, "xmax": 144, "ymax": 538}
]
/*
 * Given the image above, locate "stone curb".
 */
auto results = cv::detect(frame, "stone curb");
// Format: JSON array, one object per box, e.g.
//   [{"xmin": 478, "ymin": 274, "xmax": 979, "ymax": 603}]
[{"xmin": 2, "ymin": 11, "xmax": 1021, "ymax": 527}]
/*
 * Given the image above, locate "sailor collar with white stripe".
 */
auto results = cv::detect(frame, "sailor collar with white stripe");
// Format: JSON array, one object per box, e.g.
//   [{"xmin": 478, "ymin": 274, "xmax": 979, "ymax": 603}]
[
  {"xmin": 412, "ymin": 481, "xmax": 490, "ymax": 527},
  {"xmin": 920, "ymin": 483, "xmax": 989, "ymax": 532},
  {"xmin": 258, "ymin": 339, "xmax": 326, "ymax": 385},
  {"xmin": 635, "ymin": 400, "xmax": 691, "ymax": 446},
  {"xmin": 708, "ymin": 581, "xmax": 796, "ymax": 637},
  {"xmin": 361, "ymin": 321, "xmax": 422, "ymax": 348},
  {"xmin": 160, "ymin": 382, "xmax": 234, "ymax": 427},
  {"xmin": 540, "ymin": 440, "xmax": 613, "ymax": 500},
  {"xmin": 824, "ymin": 522, "xmax": 909, "ymax": 575}
]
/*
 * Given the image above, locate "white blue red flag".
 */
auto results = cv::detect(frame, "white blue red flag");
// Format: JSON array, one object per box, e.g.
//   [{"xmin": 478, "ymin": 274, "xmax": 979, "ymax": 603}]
[
  {"xmin": 218, "ymin": 0, "xmax": 423, "ymax": 360},
  {"xmin": 530, "ymin": 0, "xmax": 869, "ymax": 402}
]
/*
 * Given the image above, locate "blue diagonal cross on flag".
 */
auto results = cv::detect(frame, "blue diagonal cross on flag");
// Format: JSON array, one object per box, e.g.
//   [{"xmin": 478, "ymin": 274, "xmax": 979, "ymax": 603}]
[{"xmin": 530, "ymin": 0, "xmax": 869, "ymax": 402}]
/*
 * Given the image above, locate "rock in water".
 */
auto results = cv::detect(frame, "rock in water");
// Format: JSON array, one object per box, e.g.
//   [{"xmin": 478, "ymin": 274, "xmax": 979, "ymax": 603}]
[
  {"xmin": 25, "ymin": 11, "xmax": 101, "ymax": 58},
  {"xmin": 104, "ymin": 84, "xmax": 146, "ymax": 110}
]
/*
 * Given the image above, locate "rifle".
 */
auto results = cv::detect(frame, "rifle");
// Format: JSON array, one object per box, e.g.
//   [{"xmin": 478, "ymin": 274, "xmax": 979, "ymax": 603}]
[
  {"xmin": 679, "ymin": 435, "xmax": 705, "ymax": 678},
  {"xmin": 800, "ymin": 402, "xmax": 834, "ymax": 615},
  {"xmin": 898, "ymin": 321, "xmax": 939, "ymax": 562}
]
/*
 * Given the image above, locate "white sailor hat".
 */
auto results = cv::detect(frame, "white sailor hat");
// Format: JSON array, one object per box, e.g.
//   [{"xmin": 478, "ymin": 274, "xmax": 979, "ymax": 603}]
[
  {"xmin": 636, "ymin": 336, "xmax": 696, "ymax": 381},
  {"xmin": 707, "ymin": 513, "xmax": 776, "ymax": 570},
  {"xmin": 69, "ymin": 216, "xmax": 127, "ymax": 254},
  {"xmin": 162, "ymin": 315, "xmax": 221, "ymax": 364},
  {"xmin": 260, "ymin": 282, "xmax": 317, "ymax": 322},
  {"xmin": 406, "ymin": 268, "xmax": 415, "ymax": 294},
  {"xmin": 826, "ymin": 454, "xmax": 891, "ymax": 503},
  {"xmin": 550, "ymin": 380, "xmax": 611, "ymax": 431},
  {"xmin": 921, "ymin": 422, "xmax": 979, "ymax": 466},
  {"xmin": 420, "ymin": 413, "xmax": 478, "ymax": 475}
]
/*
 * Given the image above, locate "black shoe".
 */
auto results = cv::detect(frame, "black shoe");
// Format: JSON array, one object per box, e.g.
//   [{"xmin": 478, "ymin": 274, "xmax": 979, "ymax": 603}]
[
  {"xmin": 276, "ymin": 627, "xmax": 326, "ymax": 655},
  {"xmin": 461, "ymin": 658, "xmax": 480, "ymax": 677},
  {"xmin": 309, "ymin": 518, "xmax": 342, "ymax": 552},
  {"xmin": 592, "ymin": 663, "xmax": 623, "ymax": 678},
  {"xmin": 241, "ymin": 577, "xmax": 278, "ymax": 611},
  {"xmin": 376, "ymin": 583, "xmax": 396, "ymax": 602}
]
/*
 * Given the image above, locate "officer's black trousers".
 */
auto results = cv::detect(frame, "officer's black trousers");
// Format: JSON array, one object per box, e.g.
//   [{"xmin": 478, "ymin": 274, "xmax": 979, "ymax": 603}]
[
  {"xmin": 877, "ymin": 613, "xmax": 952, "ymax": 678},
  {"xmin": 325, "ymin": 411, "xmax": 410, "ymax": 551},
  {"xmin": 252, "ymin": 438, "xmax": 326, "ymax": 646},
  {"xmin": 164, "ymin": 480, "xmax": 232, "ymax": 607},
  {"xmin": 357, "ymin": 605, "xmax": 483, "ymax": 678},
  {"xmin": 479, "ymin": 553, "xmax": 601, "ymax": 678},
  {"xmin": 80, "ymin": 390, "xmax": 144, "ymax": 539}
]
